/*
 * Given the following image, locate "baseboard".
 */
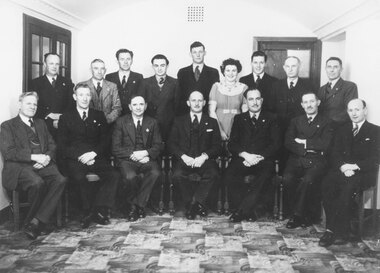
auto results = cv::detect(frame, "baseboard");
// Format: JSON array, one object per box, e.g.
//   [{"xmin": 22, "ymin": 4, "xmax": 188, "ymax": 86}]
[{"xmin": 0, "ymin": 206, "xmax": 10, "ymax": 224}]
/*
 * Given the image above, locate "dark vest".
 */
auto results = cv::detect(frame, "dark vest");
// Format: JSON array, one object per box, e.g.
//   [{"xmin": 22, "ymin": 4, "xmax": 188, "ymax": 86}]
[
  {"xmin": 135, "ymin": 123, "xmax": 144, "ymax": 151},
  {"xmin": 23, "ymin": 122, "xmax": 42, "ymax": 154},
  {"xmin": 189, "ymin": 122, "xmax": 200, "ymax": 157}
]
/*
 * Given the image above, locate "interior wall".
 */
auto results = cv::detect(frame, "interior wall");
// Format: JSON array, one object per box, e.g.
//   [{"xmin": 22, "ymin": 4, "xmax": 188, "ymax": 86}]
[
  {"xmin": 73, "ymin": 0, "xmax": 314, "ymax": 83},
  {"xmin": 320, "ymin": 33, "xmax": 346, "ymax": 84}
]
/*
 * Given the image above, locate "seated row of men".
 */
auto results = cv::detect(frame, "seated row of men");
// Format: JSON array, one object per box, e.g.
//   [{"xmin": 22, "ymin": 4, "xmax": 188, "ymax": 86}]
[{"xmin": 1, "ymin": 83, "xmax": 378, "ymax": 250}]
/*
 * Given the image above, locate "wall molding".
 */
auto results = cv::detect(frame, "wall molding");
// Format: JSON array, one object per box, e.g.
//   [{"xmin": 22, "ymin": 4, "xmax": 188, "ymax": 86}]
[
  {"xmin": 314, "ymin": 0, "xmax": 380, "ymax": 40},
  {"xmin": 10, "ymin": 0, "xmax": 86, "ymax": 29}
]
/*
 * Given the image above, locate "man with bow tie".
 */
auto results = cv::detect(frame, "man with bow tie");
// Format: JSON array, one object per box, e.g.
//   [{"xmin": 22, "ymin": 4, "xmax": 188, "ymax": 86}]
[
  {"xmin": 225, "ymin": 89, "xmax": 281, "ymax": 222},
  {"xmin": 317, "ymin": 57, "xmax": 358, "ymax": 128},
  {"xmin": 168, "ymin": 91, "xmax": 221, "ymax": 220},
  {"xmin": 30, "ymin": 53, "xmax": 75, "ymax": 139},
  {"xmin": 58, "ymin": 83, "xmax": 118, "ymax": 228},
  {"xmin": 319, "ymin": 99, "xmax": 379, "ymax": 247},
  {"xmin": 112, "ymin": 95, "xmax": 163, "ymax": 221},
  {"xmin": 282, "ymin": 93, "xmax": 333, "ymax": 229},
  {"xmin": 138, "ymin": 54, "xmax": 179, "ymax": 144}
]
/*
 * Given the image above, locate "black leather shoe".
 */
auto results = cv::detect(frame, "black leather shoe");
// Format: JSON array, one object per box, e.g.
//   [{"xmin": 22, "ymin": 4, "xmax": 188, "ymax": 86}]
[
  {"xmin": 286, "ymin": 215, "xmax": 304, "ymax": 229},
  {"xmin": 319, "ymin": 231, "xmax": 335, "ymax": 247},
  {"xmin": 93, "ymin": 211, "xmax": 110, "ymax": 225},
  {"xmin": 80, "ymin": 212, "xmax": 94, "ymax": 229},
  {"xmin": 24, "ymin": 223, "xmax": 40, "ymax": 240},
  {"xmin": 185, "ymin": 204, "xmax": 197, "ymax": 220},
  {"xmin": 197, "ymin": 203, "xmax": 207, "ymax": 217},
  {"xmin": 333, "ymin": 236, "xmax": 348, "ymax": 245},
  {"xmin": 138, "ymin": 206, "xmax": 146, "ymax": 218},
  {"xmin": 128, "ymin": 206, "xmax": 139, "ymax": 222},
  {"xmin": 229, "ymin": 211, "xmax": 245, "ymax": 223}
]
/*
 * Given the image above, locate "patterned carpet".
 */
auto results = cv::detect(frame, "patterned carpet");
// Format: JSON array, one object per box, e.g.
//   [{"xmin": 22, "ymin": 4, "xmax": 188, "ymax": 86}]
[{"xmin": 0, "ymin": 212, "xmax": 380, "ymax": 272}]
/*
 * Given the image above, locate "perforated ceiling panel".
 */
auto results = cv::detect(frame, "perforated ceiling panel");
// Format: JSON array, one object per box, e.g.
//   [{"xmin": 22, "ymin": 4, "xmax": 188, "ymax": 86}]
[{"xmin": 188, "ymin": 6, "xmax": 204, "ymax": 22}]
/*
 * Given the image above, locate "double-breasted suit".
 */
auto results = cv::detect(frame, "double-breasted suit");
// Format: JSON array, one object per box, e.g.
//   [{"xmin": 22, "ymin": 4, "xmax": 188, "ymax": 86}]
[
  {"xmin": 112, "ymin": 114, "xmax": 163, "ymax": 208},
  {"xmin": 322, "ymin": 121, "xmax": 380, "ymax": 236},
  {"xmin": 30, "ymin": 75, "xmax": 75, "ymax": 138},
  {"xmin": 239, "ymin": 73, "xmax": 277, "ymax": 111},
  {"xmin": 106, "ymin": 71, "xmax": 143, "ymax": 115},
  {"xmin": 177, "ymin": 65, "xmax": 219, "ymax": 115},
  {"xmin": 138, "ymin": 75, "xmax": 179, "ymax": 142},
  {"xmin": 57, "ymin": 108, "xmax": 118, "ymax": 211},
  {"xmin": 283, "ymin": 113, "xmax": 333, "ymax": 220},
  {"xmin": 0, "ymin": 116, "xmax": 66, "ymax": 224},
  {"xmin": 317, "ymin": 78, "xmax": 358, "ymax": 125},
  {"xmin": 225, "ymin": 111, "xmax": 281, "ymax": 216},
  {"xmin": 168, "ymin": 114, "xmax": 222, "ymax": 206},
  {"xmin": 79, "ymin": 79, "xmax": 122, "ymax": 124}
]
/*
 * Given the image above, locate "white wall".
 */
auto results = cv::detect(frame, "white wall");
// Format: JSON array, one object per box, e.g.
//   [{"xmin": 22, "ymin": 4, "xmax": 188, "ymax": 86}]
[
  {"xmin": 73, "ymin": 0, "xmax": 314, "ymax": 83},
  {"xmin": 320, "ymin": 33, "xmax": 346, "ymax": 84}
]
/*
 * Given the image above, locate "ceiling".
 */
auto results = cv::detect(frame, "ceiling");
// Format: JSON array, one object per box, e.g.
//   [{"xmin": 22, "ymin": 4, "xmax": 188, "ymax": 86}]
[{"xmin": 44, "ymin": 0, "xmax": 366, "ymax": 31}]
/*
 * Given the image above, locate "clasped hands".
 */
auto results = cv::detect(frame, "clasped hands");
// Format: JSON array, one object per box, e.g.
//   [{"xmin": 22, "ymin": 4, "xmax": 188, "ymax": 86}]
[
  {"xmin": 340, "ymin": 163, "xmax": 360, "ymax": 177},
  {"xmin": 31, "ymin": 154, "xmax": 51, "ymax": 169},
  {"xmin": 78, "ymin": 151, "xmax": 97, "ymax": 166},
  {"xmin": 130, "ymin": 150, "xmax": 150, "ymax": 163},
  {"xmin": 181, "ymin": 154, "xmax": 207, "ymax": 168},
  {"xmin": 240, "ymin": 152, "xmax": 264, "ymax": 167}
]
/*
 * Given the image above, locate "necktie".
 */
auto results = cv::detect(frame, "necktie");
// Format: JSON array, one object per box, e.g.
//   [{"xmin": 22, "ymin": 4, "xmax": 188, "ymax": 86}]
[
  {"xmin": 82, "ymin": 111, "xmax": 87, "ymax": 121},
  {"xmin": 352, "ymin": 123, "xmax": 359, "ymax": 136},
  {"xmin": 192, "ymin": 114, "xmax": 199, "ymax": 128},
  {"xmin": 327, "ymin": 82, "xmax": 332, "ymax": 93},
  {"xmin": 251, "ymin": 114, "xmax": 257, "ymax": 125},
  {"xmin": 137, "ymin": 120, "xmax": 142, "ymax": 133},
  {"xmin": 194, "ymin": 66, "xmax": 200, "ymax": 82},
  {"xmin": 289, "ymin": 81, "xmax": 294, "ymax": 89},
  {"xmin": 308, "ymin": 116, "xmax": 313, "ymax": 125},
  {"xmin": 51, "ymin": 77, "xmax": 56, "ymax": 88},
  {"xmin": 28, "ymin": 118, "xmax": 36, "ymax": 133},
  {"xmin": 96, "ymin": 82, "xmax": 102, "ymax": 96},
  {"xmin": 159, "ymin": 77, "xmax": 165, "ymax": 85},
  {"xmin": 256, "ymin": 75, "xmax": 261, "ymax": 86},
  {"xmin": 121, "ymin": 75, "xmax": 126, "ymax": 90}
]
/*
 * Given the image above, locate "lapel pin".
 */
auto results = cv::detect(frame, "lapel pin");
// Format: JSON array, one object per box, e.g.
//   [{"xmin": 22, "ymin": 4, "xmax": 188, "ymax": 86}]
[
  {"xmin": 63, "ymin": 83, "xmax": 66, "ymax": 86},
  {"xmin": 146, "ymin": 128, "xmax": 149, "ymax": 132}
]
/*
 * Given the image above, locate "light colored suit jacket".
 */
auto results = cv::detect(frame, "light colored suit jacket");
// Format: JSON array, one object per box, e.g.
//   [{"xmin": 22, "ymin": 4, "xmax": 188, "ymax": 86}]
[{"xmin": 80, "ymin": 79, "xmax": 122, "ymax": 124}]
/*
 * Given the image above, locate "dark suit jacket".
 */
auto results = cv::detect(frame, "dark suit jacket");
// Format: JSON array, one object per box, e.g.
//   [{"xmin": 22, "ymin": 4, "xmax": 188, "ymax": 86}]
[
  {"xmin": 0, "ymin": 116, "xmax": 56, "ymax": 190},
  {"xmin": 57, "ymin": 108, "xmax": 108, "ymax": 160},
  {"xmin": 138, "ymin": 75, "xmax": 179, "ymax": 141},
  {"xmin": 269, "ymin": 78, "xmax": 314, "ymax": 132},
  {"xmin": 78, "ymin": 79, "xmax": 121, "ymax": 124},
  {"xmin": 285, "ymin": 113, "xmax": 333, "ymax": 168},
  {"xmin": 239, "ymin": 73, "xmax": 277, "ymax": 110},
  {"xmin": 105, "ymin": 71, "xmax": 143, "ymax": 115},
  {"xmin": 177, "ymin": 65, "xmax": 220, "ymax": 115},
  {"xmin": 317, "ymin": 78, "xmax": 358, "ymax": 124},
  {"xmin": 329, "ymin": 121, "xmax": 380, "ymax": 188},
  {"xmin": 168, "ymin": 114, "xmax": 222, "ymax": 160},
  {"xmin": 112, "ymin": 114, "xmax": 163, "ymax": 166},
  {"xmin": 30, "ymin": 75, "xmax": 75, "ymax": 135},
  {"xmin": 228, "ymin": 111, "xmax": 281, "ymax": 160}
]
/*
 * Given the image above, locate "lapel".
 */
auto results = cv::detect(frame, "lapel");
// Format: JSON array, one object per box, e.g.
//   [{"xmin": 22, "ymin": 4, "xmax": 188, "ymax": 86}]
[
  {"xmin": 126, "ymin": 72, "xmax": 137, "ymax": 86},
  {"xmin": 86, "ymin": 79, "xmax": 99, "ymax": 106},
  {"xmin": 354, "ymin": 120, "xmax": 368, "ymax": 141},
  {"xmin": 34, "ymin": 120, "xmax": 46, "ymax": 150},
  {"xmin": 326, "ymin": 78, "xmax": 343, "ymax": 101},
  {"xmin": 198, "ymin": 114, "xmax": 209, "ymax": 138},
  {"xmin": 183, "ymin": 115, "xmax": 192, "ymax": 142},
  {"xmin": 125, "ymin": 115, "xmax": 136, "ymax": 144},
  {"xmin": 141, "ymin": 116, "xmax": 150, "ymax": 146},
  {"xmin": 43, "ymin": 75, "xmax": 54, "ymax": 89},
  {"xmin": 100, "ymin": 80, "xmax": 111, "ymax": 101},
  {"xmin": 13, "ymin": 116, "xmax": 30, "ymax": 148},
  {"xmin": 242, "ymin": 111, "xmax": 255, "ymax": 130}
]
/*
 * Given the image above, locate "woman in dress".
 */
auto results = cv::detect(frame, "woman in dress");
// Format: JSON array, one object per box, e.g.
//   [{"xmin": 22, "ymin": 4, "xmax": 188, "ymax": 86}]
[{"xmin": 209, "ymin": 58, "xmax": 248, "ymax": 141}]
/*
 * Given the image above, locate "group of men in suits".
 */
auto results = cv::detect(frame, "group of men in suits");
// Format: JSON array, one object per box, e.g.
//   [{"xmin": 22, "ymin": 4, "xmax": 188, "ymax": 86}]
[{"xmin": 1, "ymin": 41, "xmax": 378, "ymax": 248}]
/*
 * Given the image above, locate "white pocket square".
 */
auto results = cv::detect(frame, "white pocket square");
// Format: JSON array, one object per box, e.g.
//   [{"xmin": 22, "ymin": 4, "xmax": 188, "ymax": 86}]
[
  {"xmin": 365, "ymin": 138, "xmax": 370, "ymax": 141},
  {"xmin": 206, "ymin": 129, "xmax": 213, "ymax": 132}
]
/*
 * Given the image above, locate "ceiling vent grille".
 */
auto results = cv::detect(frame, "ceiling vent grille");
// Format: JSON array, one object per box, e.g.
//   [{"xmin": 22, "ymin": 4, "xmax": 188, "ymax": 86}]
[{"xmin": 188, "ymin": 6, "xmax": 204, "ymax": 22}]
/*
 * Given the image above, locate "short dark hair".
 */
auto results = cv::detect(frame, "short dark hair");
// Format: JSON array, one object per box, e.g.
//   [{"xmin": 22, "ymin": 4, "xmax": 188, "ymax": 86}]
[
  {"xmin": 326, "ymin": 57, "xmax": 342, "ymax": 66},
  {"xmin": 115, "ymin": 48, "xmax": 134, "ymax": 60},
  {"xmin": 129, "ymin": 94, "xmax": 146, "ymax": 104},
  {"xmin": 220, "ymin": 58, "xmax": 242, "ymax": 75},
  {"xmin": 74, "ymin": 82, "xmax": 91, "ymax": 94},
  {"xmin": 243, "ymin": 89, "xmax": 261, "ymax": 99},
  {"xmin": 190, "ymin": 41, "xmax": 205, "ymax": 51},
  {"xmin": 251, "ymin": 51, "xmax": 267, "ymax": 62},
  {"xmin": 302, "ymin": 92, "xmax": 319, "ymax": 101},
  {"xmin": 44, "ymin": 53, "xmax": 60, "ymax": 62},
  {"xmin": 151, "ymin": 54, "xmax": 169, "ymax": 65}
]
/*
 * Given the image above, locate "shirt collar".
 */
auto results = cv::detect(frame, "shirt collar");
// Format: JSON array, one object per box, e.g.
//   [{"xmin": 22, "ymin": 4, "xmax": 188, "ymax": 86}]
[
  {"xmin": 193, "ymin": 63, "xmax": 204, "ymax": 73},
  {"xmin": 353, "ymin": 120, "xmax": 365, "ymax": 131},
  {"xmin": 77, "ymin": 107, "xmax": 89, "ymax": 118},
  {"xmin": 253, "ymin": 72, "xmax": 264, "ymax": 81},
  {"xmin": 155, "ymin": 75, "xmax": 166, "ymax": 83},
  {"xmin": 287, "ymin": 77, "xmax": 299, "ymax": 88},
  {"xmin": 46, "ymin": 74, "xmax": 57, "ymax": 84},
  {"xmin": 307, "ymin": 113, "xmax": 317, "ymax": 121},
  {"xmin": 119, "ymin": 70, "xmax": 130, "ymax": 81},
  {"xmin": 190, "ymin": 111, "xmax": 202, "ymax": 122},
  {"xmin": 132, "ymin": 115, "xmax": 143, "ymax": 127},
  {"xmin": 92, "ymin": 78, "xmax": 103, "ymax": 87},
  {"xmin": 19, "ymin": 114, "xmax": 32, "ymax": 126},
  {"xmin": 249, "ymin": 111, "xmax": 261, "ymax": 119},
  {"xmin": 328, "ymin": 77, "xmax": 340, "ymax": 89}
]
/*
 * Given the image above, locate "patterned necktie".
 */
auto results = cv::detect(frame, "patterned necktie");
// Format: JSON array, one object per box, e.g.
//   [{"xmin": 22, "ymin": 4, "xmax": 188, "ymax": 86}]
[
  {"xmin": 137, "ymin": 120, "xmax": 142, "ymax": 133},
  {"xmin": 289, "ymin": 81, "xmax": 294, "ymax": 89},
  {"xmin": 256, "ymin": 75, "xmax": 261, "ymax": 86},
  {"xmin": 352, "ymin": 123, "xmax": 359, "ymax": 137},
  {"xmin": 96, "ymin": 82, "xmax": 102, "ymax": 96},
  {"xmin": 308, "ymin": 116, "xmax": 313, "ymax": 125},
  {"xmin": 51, "ymin": 77, "xmax": 56, "ymax": 88},
  {"xmin": 82, "ymin": 111, "xmax": 87, "ymax": 121},
  {"xmin": 251, "ymin": 114, "xmax": 257, "ymax": 125},
  {"xmin": 28, "ymin": 118, "xmax": 36, "ymax": 133},
  {"xmin": 121, "ymin": 75, "xmax": 126, "ymax": 90},
  {"xmin": 327, "ymin": 82, "xmax": 332, "ymax": 93},
  {"xmin": 192, "ymin": 114, "xmax": 199, "ymax": 128},
  {"xmin": 194, "ymin": 66, "xmax": 201, "ymax": 82},
  {"xmin": 159, "ymin": 77, "xmax": 165, "ymax": 85}
]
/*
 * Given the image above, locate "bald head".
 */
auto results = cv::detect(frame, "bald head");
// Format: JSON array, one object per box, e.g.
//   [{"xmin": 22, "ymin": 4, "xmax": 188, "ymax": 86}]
[{"xmin": 347, "ymin": 98, "xmax": 367, "ymax": 123}]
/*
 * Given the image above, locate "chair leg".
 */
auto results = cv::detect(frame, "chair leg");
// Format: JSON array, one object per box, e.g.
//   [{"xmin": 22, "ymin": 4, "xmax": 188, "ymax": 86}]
[
  {"xmin": 158, "ymin": 177, "xmax": 165, "ymax": 215},
  {"xmin": 273, "ymin": 178, "xmax": 279, "ymax": 219},
  {"xmin": 358, "ymin": 192, "xmax": 364, "ymax": 238},
  {"xmin": 56, "ymin": 197, "xmax": 62, "ymax": 227},
  {"xmin": 12, "ymin": 191, "xmax": 20, "ymax": 231},
  {"xmin": 65, "ymin": 188, "xmax": 69, "ymax": 224},
  {"xmin": 372, "ymin": 186, "xmax": 378, "ymax": 235},
  {"xmin": 279, "ymin": 179, "xmax": 284, "ymax": 221},
  {"xmin": 217, "ymin": 188, "xmax": 223, "ymax": 215},
  {"xmin": 224, "ymin": 185, "xmax": 230, "ymax": 215}
]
